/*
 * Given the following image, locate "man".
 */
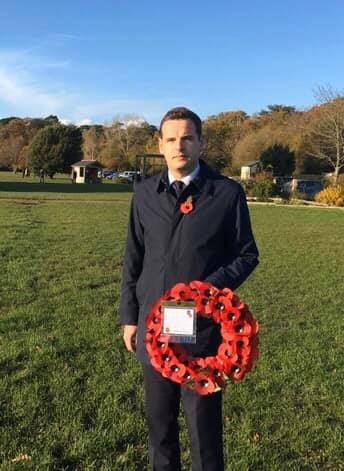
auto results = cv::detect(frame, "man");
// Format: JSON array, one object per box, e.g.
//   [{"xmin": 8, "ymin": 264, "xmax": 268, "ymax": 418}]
[{"xmin": 119, "ymin": 107, "xmax": 259, "ymax": 471}]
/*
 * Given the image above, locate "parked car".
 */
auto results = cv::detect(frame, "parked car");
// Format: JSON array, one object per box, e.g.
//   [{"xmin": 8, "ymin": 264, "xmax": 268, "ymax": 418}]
[
  {"xmin": 102, "ymin": 169, "xmax": 115, "ymax": 178},
  {"xmin": 282, "ymin": 179, "xmax": 323, "ymax": 198},
  {"xmin": 118, "ymin": 170, "xmax": 141, "ymax": 182},
  {"xmin": 105, "ymin": 172, "xmax": 119, "ymax": 179}
]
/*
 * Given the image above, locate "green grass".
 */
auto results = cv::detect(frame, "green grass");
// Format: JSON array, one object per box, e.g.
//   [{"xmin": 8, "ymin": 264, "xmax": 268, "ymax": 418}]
[
  {"xmin": 0, "ymin": 171, "xmax": 133, "ymax": 201},
  {"xmin": 0, "ymin": 176, "xmax": 344, "ymax": 470}
]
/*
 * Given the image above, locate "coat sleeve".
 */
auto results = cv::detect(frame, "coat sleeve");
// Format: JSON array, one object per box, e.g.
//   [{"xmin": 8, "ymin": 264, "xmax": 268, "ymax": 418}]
[
  {"xmin": 118, "ymin": 194, "xmax": 145, "ymax": 325},
  {"xmin": 205, "ymin": 185, "xmax": 259, "ymax": 290}
]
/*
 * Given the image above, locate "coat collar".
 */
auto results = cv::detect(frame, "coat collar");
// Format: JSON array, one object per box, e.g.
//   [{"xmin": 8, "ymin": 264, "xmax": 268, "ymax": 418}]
[{"xmin": 155, "ymin": 159, "xmax": 217, "ymax": 196}]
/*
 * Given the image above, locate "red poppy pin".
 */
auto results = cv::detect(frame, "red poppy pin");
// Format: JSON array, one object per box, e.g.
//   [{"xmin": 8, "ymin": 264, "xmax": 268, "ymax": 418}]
[{"xmin": 180, "ymin": 196, "xmax": 193, "ymax": 214}]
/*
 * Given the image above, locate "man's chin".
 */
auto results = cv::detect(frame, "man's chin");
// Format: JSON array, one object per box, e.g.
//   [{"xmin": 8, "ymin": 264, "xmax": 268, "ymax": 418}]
[
  {"xmin": 175, "ymin": 162, "xmax": 188, "ymax": 169},
  {"xmin": 175, "ymin": 157, "xmax": 192, "ymax": 168}
]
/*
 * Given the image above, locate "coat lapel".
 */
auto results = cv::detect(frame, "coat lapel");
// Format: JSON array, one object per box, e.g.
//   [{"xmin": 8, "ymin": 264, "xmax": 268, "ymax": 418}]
[{"xmin": 156, "ymin": 160, "xmax": 216, "ymax": 246}]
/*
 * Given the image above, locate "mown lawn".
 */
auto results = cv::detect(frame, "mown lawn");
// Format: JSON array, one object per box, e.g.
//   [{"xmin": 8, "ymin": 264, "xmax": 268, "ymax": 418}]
[
  {"xmin": 0, "ymin": 171, "xmax": 132, "ymax": 201},
  {"xmin": 0, "ymin": 180, "xmax": 343, "ymax": 470}
]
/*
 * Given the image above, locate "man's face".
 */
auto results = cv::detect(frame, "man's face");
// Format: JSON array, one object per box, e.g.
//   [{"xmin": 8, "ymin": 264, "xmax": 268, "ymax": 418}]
[{"xmin": 159, "ymin": 119, "xmax": 201, "ymax": 178}]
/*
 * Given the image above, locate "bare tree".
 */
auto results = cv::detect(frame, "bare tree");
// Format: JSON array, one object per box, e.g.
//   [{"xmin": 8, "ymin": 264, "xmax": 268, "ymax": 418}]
[
  {"xmin": 101, "ymin": 115, "xmax": 156, "ymax": 169},
  {"xmin": 306, "ymin": 85, "xmax": 344, "ymax": 183},
  {"xmin": 82, "ymin": 126, "xmax": 105, "ymax": 161}
]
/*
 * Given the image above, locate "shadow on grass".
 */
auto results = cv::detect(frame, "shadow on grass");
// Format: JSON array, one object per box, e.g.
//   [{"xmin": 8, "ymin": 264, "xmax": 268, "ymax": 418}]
[{"xmin": 0, "ymin": 181, "xmax": 133, "ymax": 193}]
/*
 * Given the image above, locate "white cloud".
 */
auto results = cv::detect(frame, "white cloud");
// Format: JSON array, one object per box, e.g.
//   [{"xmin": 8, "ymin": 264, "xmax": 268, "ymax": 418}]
[
  {"xmin": 0, "ymin": 68, "xmax": 64, "ymax": 112},
  {"xmin": 76, "ymin": 118, "xmax": 93, "ymax": 126},
  {"xmin": 0, "ymin": 46, "xmax": 171, "ymax": 125},
  {"xmin": 73, "ymin": 99, "xmax": 166, "ymax": 126},
  {"xmin": 0, "ymin": 48, "xmax": 71, "ymax": 117},
  {"xmin": 59, "ymin": 118, "xmax": 72, "ymax": 125}
]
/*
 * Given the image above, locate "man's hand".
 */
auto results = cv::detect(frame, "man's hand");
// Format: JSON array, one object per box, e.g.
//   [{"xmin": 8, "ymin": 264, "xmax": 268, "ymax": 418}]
[{"xmin": 123, "ymin": 325, "xmax": 138, "ymax": 352}]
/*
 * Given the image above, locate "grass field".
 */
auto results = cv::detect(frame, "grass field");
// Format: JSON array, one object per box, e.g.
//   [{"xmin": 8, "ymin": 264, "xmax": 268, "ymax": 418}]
[
  {"xmin": 0, "ymin": 172, "xmax": 132, "ymax": 201},
  {"xmin": 0, "ymin": 173, "xmax": 343, "ymax": 470}
]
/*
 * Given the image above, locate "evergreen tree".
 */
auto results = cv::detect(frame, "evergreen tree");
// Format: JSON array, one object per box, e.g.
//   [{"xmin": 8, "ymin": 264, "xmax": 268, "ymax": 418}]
[
  {"xmin": 28, "ymin": 124, "xmax": 82, "ymax": 177},
  {"xmin": 260, "ymin": 144, "xmax": 295, "ymax": 176}
]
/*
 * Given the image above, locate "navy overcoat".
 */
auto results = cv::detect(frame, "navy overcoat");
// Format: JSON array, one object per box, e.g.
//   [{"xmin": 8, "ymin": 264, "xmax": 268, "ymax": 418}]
[{"xmin": 119, "ymin": 161, "xmax": 259, "ymax": 362}]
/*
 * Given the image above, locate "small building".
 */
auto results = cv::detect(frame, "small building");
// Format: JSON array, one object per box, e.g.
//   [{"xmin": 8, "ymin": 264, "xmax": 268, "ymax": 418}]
[
  {"xmin": 71, "ymin": 160, "xmax": 103, "ymax": 184},
  {"xmin": 240, "ymin": 161, "xmax": 261, "ymax": 181}
]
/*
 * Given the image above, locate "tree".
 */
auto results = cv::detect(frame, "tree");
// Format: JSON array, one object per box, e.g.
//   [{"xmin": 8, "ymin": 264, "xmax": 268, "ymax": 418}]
[
  {"xmin": 260, "ymin": 144, "xmax": 295, "ymax": 176},
  {"xmin": 100, "ymin": 117, "xmax": 156, "ymax": 169},
  {"xmin": 144, "ymin": 130, "xmax": 159, "ymax": 154},
  {"xmin": 44, "ymin": 115, "xmax": 59, "ymax": 124},
  {"xmin": 305, "ymin": 85, "xmax": 344, "ymax": 183},
  {"xmin": 82, "ymin": 125, "xmax": 105, "ymax": 161},
  {"xmin": 0, "ymin": 117, "xmax": 20, "ymax": 127},
  {"xmin": 258, "ymin": 104, "xmax": 296, "ymax": 117},
  {"xmin": 232, "ymin": 127, "xmax": 272, "ymax": 170},
  {"xmin": 0, "ymin": 119, "xmax": 28, "ymax": 171},
  {"xmin": 28, "ymin": 124, "xmax": 82, "ymax": 177},
  {"xmin": 202, "ymin": 111, "xmax": 248, "ymax": 172},
  {"xmin": 232, "ymin": 106, "xmax": 308, "ymax": 176},
  {"xmin": 18, "ymin": 145, "xmax": 30, "ymax": 170}
]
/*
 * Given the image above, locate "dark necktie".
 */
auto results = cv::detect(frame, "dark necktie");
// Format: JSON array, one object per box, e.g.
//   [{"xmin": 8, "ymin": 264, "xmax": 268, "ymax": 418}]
[{"xmin": 171, "ymin": 180, "xmax": 185, "ymax": 198}]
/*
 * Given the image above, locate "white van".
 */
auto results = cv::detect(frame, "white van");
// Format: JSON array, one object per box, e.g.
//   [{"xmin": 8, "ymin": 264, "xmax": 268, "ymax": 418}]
[{"xmin": 118, "ymin": 170, "xmax": 141, "ymax": 182}]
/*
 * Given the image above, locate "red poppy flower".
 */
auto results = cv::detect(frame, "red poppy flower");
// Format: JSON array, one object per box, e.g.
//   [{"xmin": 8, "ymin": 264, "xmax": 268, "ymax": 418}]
[
  {"xmin": 241, "ymin": 310, "xmax": 259, "ymax": 335},
  {"xmin": 193, "ymin": 374, "xmax": 217, "ymax": 395},
  {"xmin": 194, "ymin": 294, "xmax": 215, "ymax": 317},
  {"xmin": 180, "ymin": 196, "xmax": 193, "ymax": 214},
  {"xmin": 233, "ymin": 319, "xmax": 255, "ymax": 336},
  {"xmin": 227, "ymin": 364, "xmax": 243, "ymax": 381},
  {"xmin": 219, "ymin": 287, "xmax": 235, "ymax": 300},
  {"xmin": 190, "ymin": 280, "xmax": 218, "ymax": 298},
  {"xmin": 220, "ymin": 306, "xmax": 241, "ymax": 329},
  {"xmin": 170, "ymin": 283, "xmax": 193, "ymax": 300},
  {"xmin": 231, "ymin": 294, "xmax": 246, "ymax": 310},
  {"xmin": 146, "ymin": 321, "xmax": 162, "ymax": 336},
  {"xmin": 164, "ymin": 362, "xmax": 187, "ymax": 383},
  {"xmin": 217, "ymin": 343, "xmax": 239, "ymax": 367},
  {"xmin": 180, "ymin": 201, "xmax": 193, "ymax": 214}
]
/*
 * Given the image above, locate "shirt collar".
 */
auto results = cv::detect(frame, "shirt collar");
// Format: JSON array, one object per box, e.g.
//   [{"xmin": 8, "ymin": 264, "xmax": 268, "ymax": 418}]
[
  {"xmin": 156, "ymin": 159, "xmax": 211, "ymax": 194},
  {"xmin": 168, "ymin": 162, "xmax": 200, "ymax": 187}
]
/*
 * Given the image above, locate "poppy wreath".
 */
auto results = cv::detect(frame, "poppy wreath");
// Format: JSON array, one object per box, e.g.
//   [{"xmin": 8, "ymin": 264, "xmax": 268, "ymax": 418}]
[{"xmin": 145, "ymin": 280, "xmax": 259, "ymax": 395}]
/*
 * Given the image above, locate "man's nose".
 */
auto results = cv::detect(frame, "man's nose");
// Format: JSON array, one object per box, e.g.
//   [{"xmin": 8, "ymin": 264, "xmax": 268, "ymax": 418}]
[{"xmin": 176, "ymin": 139, "xmax": 184, "ymax": 150}]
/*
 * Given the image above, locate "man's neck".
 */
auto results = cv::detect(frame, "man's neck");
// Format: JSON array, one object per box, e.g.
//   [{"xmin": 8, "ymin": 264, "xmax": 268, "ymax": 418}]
[{"xmin": 169, "ymin": 162, "xmax": 199, "ymax": 181}]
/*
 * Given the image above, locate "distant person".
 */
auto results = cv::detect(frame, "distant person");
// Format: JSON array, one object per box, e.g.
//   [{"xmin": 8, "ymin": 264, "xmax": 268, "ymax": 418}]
[{"xmin": 39, "ymin": 168, "xmax": 45, "ymax": 184}]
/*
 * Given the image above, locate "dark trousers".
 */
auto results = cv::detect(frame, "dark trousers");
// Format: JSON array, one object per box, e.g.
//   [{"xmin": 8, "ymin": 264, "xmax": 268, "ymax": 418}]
[{"xmin": 142, "ymin": 364, "xmax": 224, "ymax": 471}]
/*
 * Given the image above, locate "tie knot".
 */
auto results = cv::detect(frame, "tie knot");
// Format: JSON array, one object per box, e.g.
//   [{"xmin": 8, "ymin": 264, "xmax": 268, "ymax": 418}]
[{"xmin": 171, "ymin": 180, "xmax": 185, "ymax": 198}]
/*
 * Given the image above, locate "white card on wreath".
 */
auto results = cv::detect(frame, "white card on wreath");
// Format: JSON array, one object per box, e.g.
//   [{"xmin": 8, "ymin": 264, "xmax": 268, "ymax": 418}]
[{"xmin": 162, "ymin": 305, "xmax": 196, "ymax": 336}]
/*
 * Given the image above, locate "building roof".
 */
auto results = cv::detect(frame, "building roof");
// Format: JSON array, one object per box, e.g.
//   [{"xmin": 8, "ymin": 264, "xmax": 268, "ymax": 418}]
[
  {"xmin": 241, "ymin": 160, "xmax": 260, "ymax": 168},
  {"xmin": 71, "ymin": 160, "xmax": 103, "ymax": 168}
]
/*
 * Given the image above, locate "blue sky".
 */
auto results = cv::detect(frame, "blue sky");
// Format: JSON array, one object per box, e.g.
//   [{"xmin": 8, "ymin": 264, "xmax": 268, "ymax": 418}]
[{"xmin": 1, "ymin": 1, "xmax": 343, "ymax": 126}]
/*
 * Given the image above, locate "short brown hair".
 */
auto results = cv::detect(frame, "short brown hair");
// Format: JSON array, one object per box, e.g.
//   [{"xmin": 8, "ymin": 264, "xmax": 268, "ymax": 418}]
[{"xmin": 159, "ymin": 107, "xmax": 202, "ymax": 138}]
